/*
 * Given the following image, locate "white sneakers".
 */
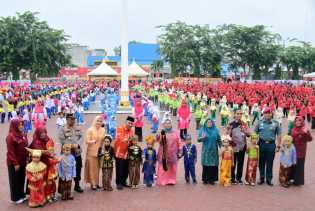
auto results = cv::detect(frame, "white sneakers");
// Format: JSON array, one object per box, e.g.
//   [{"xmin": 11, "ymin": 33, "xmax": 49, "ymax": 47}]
[{"xmin": 12, "ymin": 196, "xmax": 28, "ymax": 205}]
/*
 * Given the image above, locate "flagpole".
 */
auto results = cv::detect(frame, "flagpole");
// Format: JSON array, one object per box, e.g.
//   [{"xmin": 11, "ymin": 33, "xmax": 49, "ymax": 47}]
[{"xmin": 119, "ymin": 0, "xmax": 130, "ymax": 109}]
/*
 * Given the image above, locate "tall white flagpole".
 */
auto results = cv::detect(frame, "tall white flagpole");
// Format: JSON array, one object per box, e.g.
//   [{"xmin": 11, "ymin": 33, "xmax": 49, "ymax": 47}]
[{"xmin": 119, "ymin": 0, "xmax": 130, "ymax": 108}]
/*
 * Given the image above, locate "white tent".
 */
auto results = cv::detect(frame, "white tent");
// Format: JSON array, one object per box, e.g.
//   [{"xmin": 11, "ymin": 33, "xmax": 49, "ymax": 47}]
[
  {"xmin": 128, "ymin": 61, "xmax": 149, "ymax": 77},
  {"xmin": 303, "ymin": 72, "xmax": 315, "ymax": 78},
  {"xmin": 87, "ymin": 61, "xmax": 118, "ymax": 76}
]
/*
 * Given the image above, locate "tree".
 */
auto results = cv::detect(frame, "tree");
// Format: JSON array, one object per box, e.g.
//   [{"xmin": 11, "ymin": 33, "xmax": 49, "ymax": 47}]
[
  {"xmin": 279, "ymin": 42, "xmax": 313, "ymax": 79},
  {"xmin": 216, "ymin": 24, "xmax": 281, "ymax": 79},
  {"xmin": 194, "ymin": 26, "xmax": 222, "ymax": 77},
  {"xmin": 151, "ymin": 60, "xmax": 164, "ymax": 72},
  {"xmin": 158, "ymin": 22, "xmax": 195, "ymax": 77},
  {"xmin": 158, "ymin": 22, "xmax": 222, "ymax": 77},
  {"xmin": 0, "ymin": 11, "xmax": 70, "ymax": 80}
]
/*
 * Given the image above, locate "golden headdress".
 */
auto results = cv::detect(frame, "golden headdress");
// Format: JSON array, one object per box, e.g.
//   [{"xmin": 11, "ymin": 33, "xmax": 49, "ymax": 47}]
[
  {"xmin": 25, "ymin": 147, "xmax": 45, "ymax": 158},
  {"xmin": 145, "ymin": 135, "xmax": 155, "ymax": 145}
]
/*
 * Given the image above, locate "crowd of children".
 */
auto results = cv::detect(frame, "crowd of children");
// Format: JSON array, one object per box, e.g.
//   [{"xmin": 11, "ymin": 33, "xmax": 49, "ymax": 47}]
[{"xmin": 4, "ymin": 79, "xmax": 314, "ymax": 208}]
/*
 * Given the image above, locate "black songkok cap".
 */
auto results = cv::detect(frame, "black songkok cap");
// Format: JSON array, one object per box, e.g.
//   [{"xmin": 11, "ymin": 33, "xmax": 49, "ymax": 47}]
[{"xmin": 126, "ymin": 116, "xmax": 135, "ymax": 122}]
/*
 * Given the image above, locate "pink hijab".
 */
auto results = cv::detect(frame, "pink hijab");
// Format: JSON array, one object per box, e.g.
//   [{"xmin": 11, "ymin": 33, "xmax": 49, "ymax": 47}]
[{"xmin": 177, "ymin": 100, "xmax": 190, "ymax": 119}]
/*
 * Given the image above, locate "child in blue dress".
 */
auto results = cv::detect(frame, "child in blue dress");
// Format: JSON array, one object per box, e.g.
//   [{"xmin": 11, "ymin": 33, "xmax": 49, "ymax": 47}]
[{"xmin": 142, "ymin": 135, "xmax": 157, "ymax": 187}]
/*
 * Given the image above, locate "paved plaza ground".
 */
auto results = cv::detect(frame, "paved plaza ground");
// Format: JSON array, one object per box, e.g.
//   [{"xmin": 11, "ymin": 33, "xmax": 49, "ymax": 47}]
[{"xmin": 0, "ymin": 113, "xmax": 314, "ymax": 211}]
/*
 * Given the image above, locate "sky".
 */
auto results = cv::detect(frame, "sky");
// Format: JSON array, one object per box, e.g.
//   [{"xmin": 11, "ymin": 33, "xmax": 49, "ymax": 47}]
[{"xmin": 1, "ymin": 0, "xmax": 314, "ymax": 54}]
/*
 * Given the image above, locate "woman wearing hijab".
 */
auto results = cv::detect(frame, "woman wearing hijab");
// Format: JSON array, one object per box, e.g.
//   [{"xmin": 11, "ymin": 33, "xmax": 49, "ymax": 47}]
[
  {"xmin": 6, "ymin": 118, "xmax": 28, "ymax": 204},
  {"xmin": 30, "ymin": 126, "xmax": 58, "ymax": 201},
  {"xmin": 198, "ymin": 118, "xmax": 221, "ymax": 185},
  {"xmin": 84, "ymin": 115, "xmax": 105, "ymax": 190},
  {"xmin": 30, "ymin": 127, "xmax": 49, "ymax": 152},
  {"xmin": 177, "ymin": 99, "xmax": 191, "ymax": 140},
  {"xmin": 156, "ymin": 118, "xmax": 183, "ymax": 186},
  {"xmin": 133, "ymin": 97, "xmax": 144, "ymax": 142},
  {"xmin": 291, "ymin": 116, "xmax": 312, "ymax": 186}
]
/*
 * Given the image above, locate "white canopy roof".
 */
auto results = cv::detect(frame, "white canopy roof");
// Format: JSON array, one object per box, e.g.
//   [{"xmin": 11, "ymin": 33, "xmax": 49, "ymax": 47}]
[
  {"xmin": 87, "ymin": 61, "xmax": 118, "ymax": 76},
  {"xmin": 303, "ymin": 72, "xmax": 315, "ymax": 78},
  {"xmin": 128, "ymin": 61, "xmax": 149, "ymax": 77}
]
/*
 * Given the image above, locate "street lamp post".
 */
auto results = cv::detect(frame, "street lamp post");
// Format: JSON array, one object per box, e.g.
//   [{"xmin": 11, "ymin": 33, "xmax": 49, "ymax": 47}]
[{"xmin": 119, "ymin": 0, "xmax": 130, "ymax": 109}]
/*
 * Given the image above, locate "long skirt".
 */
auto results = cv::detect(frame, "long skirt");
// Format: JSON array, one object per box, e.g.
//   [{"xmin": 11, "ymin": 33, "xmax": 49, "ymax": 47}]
[
  {"xmin": 293, "ymin": 158, "xmax": 305, "ymax": 186},
  {"xmin": 219, "ymin": 160, "xmax": 232, "ymax": 186},
  {"xmin": 28, "ymin": 181, "xmax": 46, "ymax": 207},
  {"xmin": 102, "ymin": 168, "xmax": 113, "ymax": 190},
  {"xmin": 245, "ymin": 158, "xmax": 258, "ymax": 184},
  {"xmin": 84, "ymin": 156, "xmax": 100, "ymax": 186},
  {"xmin": 45, "ymin": 180, "xmax": 56, "ymax": 200},
  {"xmin": 202, "ymin": 165, "xmax": 218, "ymax": 183},
  {"xmin": 279, "ymin": 164, "xmax": 292, "ymax": 186},
  {"xmin": 129, "ymin": 160, "xmax": 141, "ymax": 186},
  {"xmin": 156, "ymin": 162, "xmax": 178, "ymax": 186},
  {"xmin": 58, "ymin": 179, "xmax": 72, "ymax": 200}
]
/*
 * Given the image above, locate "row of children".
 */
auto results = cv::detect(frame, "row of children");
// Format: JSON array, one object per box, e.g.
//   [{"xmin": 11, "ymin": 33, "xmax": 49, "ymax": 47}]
[{"xmin": 219, "ymin": 133, "xmax": 296, "ymax": 188}]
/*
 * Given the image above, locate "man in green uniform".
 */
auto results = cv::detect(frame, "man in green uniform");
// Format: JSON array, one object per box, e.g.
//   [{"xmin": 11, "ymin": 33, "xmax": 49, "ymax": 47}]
[{"xmin": 254, "ymin": 107, "xmax": 281, "ymax": 186}]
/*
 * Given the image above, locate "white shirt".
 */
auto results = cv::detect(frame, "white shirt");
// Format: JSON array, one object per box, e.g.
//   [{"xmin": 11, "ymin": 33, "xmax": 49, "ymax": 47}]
[{"xmin": 56, "ymin": 117, "xmax": 66, "ymax": 127}]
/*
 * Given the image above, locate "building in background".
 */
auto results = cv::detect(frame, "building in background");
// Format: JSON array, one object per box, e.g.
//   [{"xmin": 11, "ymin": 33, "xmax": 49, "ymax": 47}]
[
  {"xmin": 66, "ymin": 44, "xmax": 89, "ymax": 67},
  {"xmin": 87, "ymin": 43, "xmax": 161, "ymax": 67}
]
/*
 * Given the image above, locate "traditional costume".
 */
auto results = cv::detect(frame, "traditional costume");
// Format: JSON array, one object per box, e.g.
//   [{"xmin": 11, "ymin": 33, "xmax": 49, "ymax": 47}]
[
  {"xmin": 100, "ymin": 137, "xmax": 114, "ymax": 191},
  {"xmin": 219, "ymin": 135, "xmax": 233, "ymax": 187},
  {"xmin": 197, "ymin": 118, "xmax": 221, "ymax": 184},
  {"xmin": 220, "ymin": 103, "xmax": 230, "ymax": 127},
  {"xmin": 84, "ymin": 116, "xmax": 105, "ymax": 188},
  {"xmin": 45, "ymin": 139, "xmax": 59, "ymax": 202},
  {"xmin": 114, "ymin": 116, "xmax": 135, "ymax": 189},
  {"xmin": 143, "ymin": 136, "xmax": 157, "ymax": 187},
  {"xmin": 151, "ymin": 106, "xmax": 160, "ymax": 133},
  {"xmin": 32, "ymin": 101, "xmax": 47, "ymax": 129},
  {"xmin": 182, "ymin": 135, "xmax": 197, "ymax": 183},
  {"xmin": 245, "ymin": 133, "xmax": 259, "ymax": 186},
  {"xmin": 209, "ymin": 99, "xmax": 217, "ymax": 120},
  {"xmin": 279, "ymin": 135, "xmax": 297, "ymax": 187},
  {"xmin": 251, "ymin": 103, "xmax": 260, "ymax": 125},
  {"xmin": 194, "ymin": 105, "xmax": 203, "ymax": 129},
  {"xmin": 133, "ymin": 99, "xmax": 144, "ymax": 142},
  {"xmin": 156, "ymin": 118, "xmax": 182, "ymax": 186},
  {"xmin": 177, "ymin": 99, "xmax": 191, "ymax": 140},
  {"xmin": 128, "ymin": 138, "xmax": 142, "ymax": 188},
  {"xmin": 25, "ymin": 148, "xmax": 47, "ymax": 208},
  {"xmin": 58, "ymin": 144, "xmax": 76, "ymax": 200}
]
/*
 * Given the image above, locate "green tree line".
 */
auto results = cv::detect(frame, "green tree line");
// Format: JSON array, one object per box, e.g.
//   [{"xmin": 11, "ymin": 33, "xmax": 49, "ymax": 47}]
[
  {"xmin": 0, "ymin": 12, "xmax": 70, "ymax": 80},
  {"xmin": 158, "ymin": 21, "xmax": 315, "ymax": 79}
]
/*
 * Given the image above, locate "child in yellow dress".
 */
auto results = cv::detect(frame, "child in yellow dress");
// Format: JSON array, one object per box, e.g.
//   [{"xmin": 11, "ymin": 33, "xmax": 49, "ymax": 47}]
[{"xmin": 219, "ymin": 135, "xmax": 234, "ymax": 187}]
